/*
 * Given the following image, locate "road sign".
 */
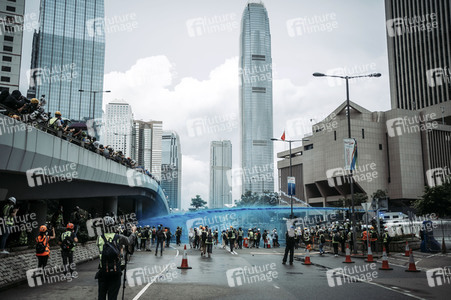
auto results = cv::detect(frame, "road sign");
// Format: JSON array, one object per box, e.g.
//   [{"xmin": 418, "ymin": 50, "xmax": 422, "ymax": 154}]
[
  {"xmin": 361, "ymin": 202, "xmax": 371, "ymax": 212},
  {"xmin": 287, "ymin": 176, "xmax": 295, "ymax": 196}
]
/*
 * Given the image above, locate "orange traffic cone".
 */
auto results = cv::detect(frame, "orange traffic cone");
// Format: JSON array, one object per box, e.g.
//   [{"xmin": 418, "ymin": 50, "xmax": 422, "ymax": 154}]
[
  {"xmin": 177, "ymin": 245, "xmax": 192, "ymax": 269},
  {"xmin": 405, "ymin": 241, "xmax": 410, "ymax": 256},
  {"xmin": 379, "ymin": 247, "xmax": 393, "ymax": 270},
  {"xmin": 267, "ymin": 240, "xmax": 271, "ymax": 249},
  {"xmin": 365, "ymin": 246, "xmax": 374, "ymax": 262},
  {"xmin": 343, "ymin": 244, "xmax": 355, "ymax": 263},
  {"xmin": 405, "ymin": 250, "xmax": 420, "ymax": 272},
  {"xmin": 302, "ymin": 248, "xmax": 312, "ymax": 265}
]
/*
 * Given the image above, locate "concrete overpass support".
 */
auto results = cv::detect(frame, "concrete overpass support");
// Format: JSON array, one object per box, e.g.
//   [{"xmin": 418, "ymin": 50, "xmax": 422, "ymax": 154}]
[{"xmin": 103, "ymin": 197, "xmax": 118, "ymax": 216}]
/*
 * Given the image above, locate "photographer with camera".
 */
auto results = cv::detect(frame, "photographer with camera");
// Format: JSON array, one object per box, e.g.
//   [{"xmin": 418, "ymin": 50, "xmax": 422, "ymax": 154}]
[{"xmin": 36, "ymin": 224, "xmax": 56, "ymax": 268}]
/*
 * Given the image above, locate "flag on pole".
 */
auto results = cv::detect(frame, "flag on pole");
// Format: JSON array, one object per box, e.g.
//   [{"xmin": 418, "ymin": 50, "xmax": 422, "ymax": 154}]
[{"xmin": 281, "ymin": 131, "xmax": 286, "ymax": 141}]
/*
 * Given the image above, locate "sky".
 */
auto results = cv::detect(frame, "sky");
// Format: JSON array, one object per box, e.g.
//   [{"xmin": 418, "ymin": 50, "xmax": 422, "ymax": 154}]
[{"xmin": 19, "ymin": 0, "xmax": 391, "ymax": 210}]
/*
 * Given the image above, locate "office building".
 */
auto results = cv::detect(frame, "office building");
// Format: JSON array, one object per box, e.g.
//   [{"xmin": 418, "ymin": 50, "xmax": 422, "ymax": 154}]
[{"xmin": 210, "ymin": 140, "xmax": 232, "ymax": 208}]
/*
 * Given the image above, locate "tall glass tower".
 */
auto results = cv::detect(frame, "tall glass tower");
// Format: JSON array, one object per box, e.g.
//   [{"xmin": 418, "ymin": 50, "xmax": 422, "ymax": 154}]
[
  {"xmin": 28, "ymin": 0, "xmax": 105, "ymax": 121},
  {"xmin": 239, "ymin": 2, "xmax": 274, "ymax": 195},
  {"xmin": 161, "ymin": 131, "xmax": 182, "ymax": 210}
]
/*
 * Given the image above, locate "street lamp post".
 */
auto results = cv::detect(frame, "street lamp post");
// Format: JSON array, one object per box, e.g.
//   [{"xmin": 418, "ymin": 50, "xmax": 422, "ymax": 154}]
[
  {"xmin": 78, "ymin": 89, "xmax": 111, "ymax": 119},
  {"xmin": 271, "ymin": 137, "xmax": 309, "ymax": 219},
  {"xmin": 313, "ymin": 71, "xmax": 381, "ymax": 254}
]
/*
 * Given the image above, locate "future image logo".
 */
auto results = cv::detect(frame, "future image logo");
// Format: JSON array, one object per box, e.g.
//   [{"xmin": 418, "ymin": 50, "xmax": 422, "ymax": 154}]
[
  {"xmin": 426, "ymin": 267, "xmax": 451, "ymax": 287},
  {"xmin": 426, "ymin": 67, "xmax": 450, "ymax": 87},
  {"xmin": 386, "ymin": 114, "xmax": 438, "ymax": 138},
  {"xmin": 226, "ymin": 264, "xmax": 278, "ymax": 287},
  {"xmin": 426, "ymin": 167, "xmax": 450, "ymax": 187},
  {"xmin": 386, "ymin": 13, "xmax": 438, "ymax": 37},
  {"xmin": 186, "ymin": 13, "xmax": 238, "ymax": 37}
]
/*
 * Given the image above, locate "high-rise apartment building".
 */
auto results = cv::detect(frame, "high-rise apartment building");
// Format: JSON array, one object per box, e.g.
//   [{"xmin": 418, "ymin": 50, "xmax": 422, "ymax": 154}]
[{"xmin": 102, "ymin": 99, "xmax": 133, "ymax": 158}]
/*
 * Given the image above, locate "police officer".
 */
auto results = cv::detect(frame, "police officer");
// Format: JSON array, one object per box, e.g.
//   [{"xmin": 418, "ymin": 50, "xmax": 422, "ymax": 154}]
[
  {"xmin": 59, "ymin": 223, "xmax": 78, "ymax": 276},
  {"xmin": 96, "ymin": 217, "xmax": 136, "ymax": 300},
  {"xmin": 282, "ymin": 226, "xmax": 295, "ymax": 265}
]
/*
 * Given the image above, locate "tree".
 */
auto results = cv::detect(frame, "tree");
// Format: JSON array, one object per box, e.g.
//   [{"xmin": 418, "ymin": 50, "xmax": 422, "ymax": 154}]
[
  {"xmin": 190, "ymin": 195, "xmax": 207, "ymax": 209},
  {"xmin": 235, "ymin": 191, "xmax": 279, "ymax": 207},
  {"xmin": 414, "ymin": 180, "xmax": 451, "ymax": 217},
  {"xmin": 371, "ymin": 189, "xmax": 388, "ymax": 200},
  {"xmin": 331, "ymin": 193, "xmax": 368, "ymax": 208}
]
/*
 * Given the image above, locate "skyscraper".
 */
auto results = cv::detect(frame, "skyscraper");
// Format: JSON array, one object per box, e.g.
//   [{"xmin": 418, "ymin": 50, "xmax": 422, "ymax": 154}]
[
  {"xmin": 131, "ymin": 120, "xmax": 163, "ymax": 180},
  {"xmin": 102, "ymin": 99, "xmax": 133, "ymax": 158},
  {"xmin": 210, "ymin": 140, "xmax": 232, "ymax": 208},
  {"xmin": 161, "ymin": 131, "xmax": 182, "ymax": 210},
  {"xmin": 385, "ymin": 0, "xmax": 450, "ymax": 111},
  {"xmin": 0, "ymin": 0, "xmax": 25, "ymax": 92},
  {"xmin": 239, "ymin": 2, "xmax": 274, "ymax": 195},
  {"xmin": 28, "ymin": 0, "xmax": 105, "ymax": 121}
]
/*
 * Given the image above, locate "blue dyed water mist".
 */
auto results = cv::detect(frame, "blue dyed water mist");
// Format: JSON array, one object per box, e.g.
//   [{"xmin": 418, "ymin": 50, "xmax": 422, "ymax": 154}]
[{"xmin": 139, "ymin": 206, "xmax": 347, "ymax": 243}]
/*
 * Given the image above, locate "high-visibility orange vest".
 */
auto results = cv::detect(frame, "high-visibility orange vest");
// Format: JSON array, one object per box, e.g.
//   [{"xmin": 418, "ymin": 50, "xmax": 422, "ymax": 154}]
[{"xmin": 36, "ymin": 235, "xmax": 50, "ymax": 257}]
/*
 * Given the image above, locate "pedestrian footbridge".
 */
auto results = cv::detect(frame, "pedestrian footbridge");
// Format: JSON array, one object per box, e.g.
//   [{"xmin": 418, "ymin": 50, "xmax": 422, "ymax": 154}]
[{"xmin": 0, "ymin": 114, "xmax": 169, "ymax": 222}]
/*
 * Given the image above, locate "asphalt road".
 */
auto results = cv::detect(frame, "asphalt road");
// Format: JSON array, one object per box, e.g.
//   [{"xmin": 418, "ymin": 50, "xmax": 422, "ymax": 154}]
[{"xmin": 0, "ymin": 244, "xmax": 450, "ymax": 300}]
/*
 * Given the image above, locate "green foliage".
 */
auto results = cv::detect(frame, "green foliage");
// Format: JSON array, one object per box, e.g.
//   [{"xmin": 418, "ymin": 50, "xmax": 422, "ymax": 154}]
[
  {"xmin": 414, "ymin": 179, "xmax": 451, "ymax": 217},
  {"xmin": 333, "ymin": 193, "xmax": 368, "ymax": 208},
  {"xmin": 235, "ymin": 190, "xmax": 279, "ymax": 207},
  {"xmin": 371, "ymin": 189, "xmax": 388, "ymax": 200},
  {"xmin": 190, "ymin": 195, "xmax": 207, "ymax": 209}
]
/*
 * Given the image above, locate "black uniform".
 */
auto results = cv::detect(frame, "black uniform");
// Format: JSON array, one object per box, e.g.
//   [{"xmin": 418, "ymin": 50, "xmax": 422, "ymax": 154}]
[{"xmin": 283, "ymin": 231, "xmax": 295, "ymax": 264}]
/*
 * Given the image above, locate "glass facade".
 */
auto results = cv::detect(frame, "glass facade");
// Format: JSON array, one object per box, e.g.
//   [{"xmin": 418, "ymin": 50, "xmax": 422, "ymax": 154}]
[
  {"xmin": 239, "ymin": 3, "xmax": 274, "ymax": 194},
  {"xmin": 29, "ymin": 0, "xmax": 105, "ymax": 121},
  {"xmin": 132, "ymin": 120, "xmax": 163, "ymax": 180},
  {"xmin": 210, "ymin": 141, "xmax": 232, "ymax": 208},
  {"xmin": 161, "ymin": 131, "xmax": 182, "ymax": 210}
]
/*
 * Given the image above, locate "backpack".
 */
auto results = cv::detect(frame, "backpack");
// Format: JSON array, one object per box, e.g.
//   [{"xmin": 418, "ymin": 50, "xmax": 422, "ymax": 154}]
[
  {"xmin": 100, "ymin": 234, "xmax": 121, "ymax": 274},
  {"xmin": 320, "ymin": 235, "xmax": 326, "ymax": 244},
  {"xmin": 371, "ymin": 231, "xmax": 377, "ymax": 239},
  {"xmin": 61, "ymin": 232, "xmax": 75, "ymax": 251},
  {"xmin": 157, "ymin": 230, "xmax": 165, "ymax": 240},
  {"xmin": 201, "ymin": 231, "xmax": 207, "ymax": 242},
  {"xmin": 36, "ymin": 236, "xmax": 47, "ymax": 254},
  {"xmin": 207, "ymin": 233, "xmax": 213, "ymax": 243}
]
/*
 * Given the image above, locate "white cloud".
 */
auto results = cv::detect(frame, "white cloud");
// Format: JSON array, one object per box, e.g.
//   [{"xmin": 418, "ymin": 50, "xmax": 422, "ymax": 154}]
[{"xmin": 104, "ymin": 54, "xmax": 388, "ymax": 209}]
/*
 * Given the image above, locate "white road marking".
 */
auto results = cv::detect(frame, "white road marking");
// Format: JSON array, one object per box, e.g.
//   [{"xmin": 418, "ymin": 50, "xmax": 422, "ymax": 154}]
[
  {"xmin": 331, "ymin": 266, "xmax": 426, "ymax": 300},
  {"xmin": 273, "ymin": 285, "xmax": 280, "ymax": 289},
  {"xmin": 132, "ymin": 246, "xmax": 180, "ymax": 300}
]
